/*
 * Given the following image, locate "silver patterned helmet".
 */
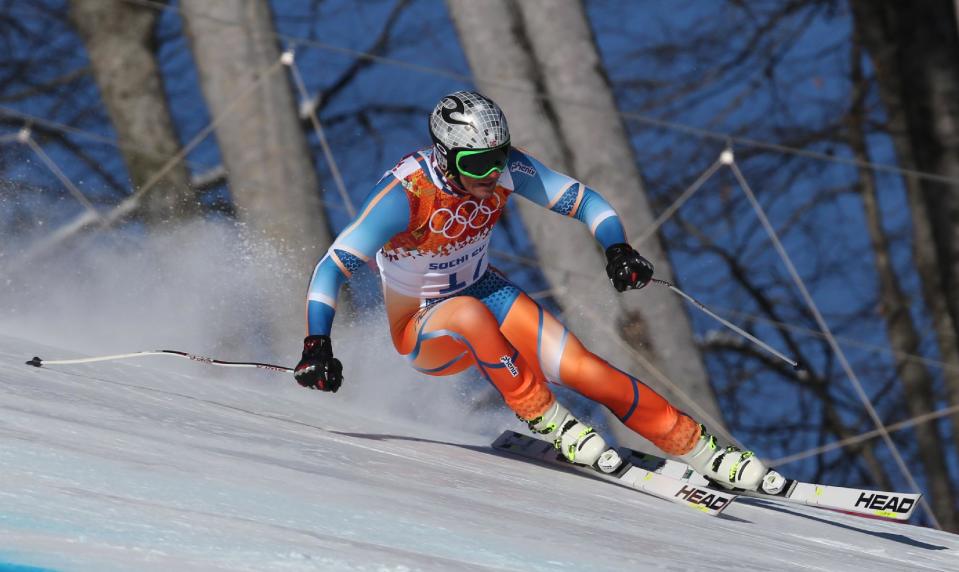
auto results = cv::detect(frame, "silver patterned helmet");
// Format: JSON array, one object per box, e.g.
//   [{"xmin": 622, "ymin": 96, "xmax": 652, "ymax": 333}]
[{"xmin": 429, "ymin": 91, "xmax": 511, "ymax": 179}]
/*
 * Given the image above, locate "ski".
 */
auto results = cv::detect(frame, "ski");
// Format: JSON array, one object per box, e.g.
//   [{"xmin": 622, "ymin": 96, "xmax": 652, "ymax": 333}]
[
  {"xmin": 492, "ymin": 430, "xmax": 737, "ymax": 517},
  {"xmin": 618, "ymin": 448, "xmax": 921, "ymax": 521}
]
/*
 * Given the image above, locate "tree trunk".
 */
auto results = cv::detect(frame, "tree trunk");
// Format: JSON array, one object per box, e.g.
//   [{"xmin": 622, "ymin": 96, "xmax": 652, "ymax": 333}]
[
  {"xmin": 181, "ymin": 0, "xmax": 333, "ymax": 353},
  {"xmin": 851, "ymin": 0, "xmax": 959, "ymax": 487},
  {"xmin": 69, "ymin": 0, "xmax": 200, "ymax": 225},
  {"xmin": 848, "ymin": 38, "xmax": 956, "ymax": 530},
  {"xmin": 446, "ymin": 0, "xmax": 723, "ymax": 449},
  {"xmin": 514, "ymin": 0, "xmax": 720, "ymax": 418}
]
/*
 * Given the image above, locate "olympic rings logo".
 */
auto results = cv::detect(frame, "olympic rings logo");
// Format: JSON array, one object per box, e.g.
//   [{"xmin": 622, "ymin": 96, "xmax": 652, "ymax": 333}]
[{"xmin": 428, "ymin": 195, "xmax": 501, "ymax": 239}]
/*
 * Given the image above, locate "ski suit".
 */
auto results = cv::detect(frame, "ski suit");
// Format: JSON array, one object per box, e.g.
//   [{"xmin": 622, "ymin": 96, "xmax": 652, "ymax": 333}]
[{"xmin": 306, "ymin": 148, "xmax": 699, "ymax": 455}]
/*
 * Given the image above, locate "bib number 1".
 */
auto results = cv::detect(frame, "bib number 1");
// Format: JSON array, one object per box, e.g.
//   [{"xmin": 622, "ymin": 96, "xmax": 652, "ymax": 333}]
[{"xmin": 438, "ymin": 255, "xmax": 486, "ymax": 294}]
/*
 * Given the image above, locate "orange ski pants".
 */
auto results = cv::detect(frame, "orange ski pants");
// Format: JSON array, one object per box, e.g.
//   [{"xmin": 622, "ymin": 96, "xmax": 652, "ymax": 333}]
[{"xmin": 385, "ymin": 270, "xmax": 699, "ymax": 455}]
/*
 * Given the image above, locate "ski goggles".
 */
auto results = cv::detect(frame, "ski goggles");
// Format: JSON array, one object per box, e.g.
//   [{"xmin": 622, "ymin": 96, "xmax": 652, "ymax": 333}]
[{"xmin": 454, "ymin": 143, "xmax": 510, "ymax": 179}]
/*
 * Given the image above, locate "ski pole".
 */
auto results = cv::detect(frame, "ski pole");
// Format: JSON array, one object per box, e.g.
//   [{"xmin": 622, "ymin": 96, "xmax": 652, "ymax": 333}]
[
  {"xmin": 651, "ymin": 278, "xmax": 801, "ymax": 370},
  {"xmin": 25, "ymin": 350, "xmax": 293, "ymax": 373}
]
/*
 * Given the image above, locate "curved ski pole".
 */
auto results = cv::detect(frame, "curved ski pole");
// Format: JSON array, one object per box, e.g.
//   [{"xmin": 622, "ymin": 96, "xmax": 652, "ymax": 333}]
[
  {"xmin": 25, "ymin": 350, "xmax": 293, "ymax": 373},
  {"xmin": 651, "ymin": 278, "xmax": 800, "ymax": 370}
]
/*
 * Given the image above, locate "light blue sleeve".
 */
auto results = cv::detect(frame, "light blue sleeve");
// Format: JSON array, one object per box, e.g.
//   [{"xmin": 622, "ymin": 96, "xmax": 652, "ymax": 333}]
[
  {"xmin": 508, "ymin": 149, "xmax": 627, "ymax": 249},
  {"xmin": 306, "ymin": 175, "xmax": 410, "ymax": 335}
]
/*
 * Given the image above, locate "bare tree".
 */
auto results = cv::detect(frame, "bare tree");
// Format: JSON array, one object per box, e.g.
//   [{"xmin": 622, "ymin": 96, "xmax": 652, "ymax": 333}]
[
  {"xmin": 446, "ymin": 0, "xmax": 722, "ymax": 449},
  {"xmin": 180, "ymin": 0, "xmax": 333, "ymax": 349},
  {"xmin": 69, "ymin": 0, "xmax": 200, "ymax": 225},
  {"xmin": 600, "ymin": 0, "xmax": 954, "ymax": 526},
  {"xmin": 848, "ymin": 34, "xmax": 956, "ymax": 529},
  {"xmin": 516, "ymin": 0, "xmax": 723, "ymax": 422},
  {"xmin": 850, "ymin": 0, "xmax": 959, "ymax": 481}
]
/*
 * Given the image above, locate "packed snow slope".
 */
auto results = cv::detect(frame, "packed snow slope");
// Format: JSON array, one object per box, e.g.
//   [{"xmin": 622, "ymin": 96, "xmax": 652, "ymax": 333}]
[{"xmin": 1, "ymin": 333, "xmax": 957, "ymax": 572}]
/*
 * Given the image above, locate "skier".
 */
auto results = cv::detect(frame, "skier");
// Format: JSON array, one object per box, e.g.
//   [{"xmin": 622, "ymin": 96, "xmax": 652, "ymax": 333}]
[{"xmin": 295, "ymin": 90, "xmax": 777, "ymax": 492}]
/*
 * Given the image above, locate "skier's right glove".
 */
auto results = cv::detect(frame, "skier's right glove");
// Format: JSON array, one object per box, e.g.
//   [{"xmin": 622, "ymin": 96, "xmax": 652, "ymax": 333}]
[
  {"xmin": 605, "ymin": 243, "xmax": 654, "ymax": 291},
  {"xmin": 294, "ymin": 335, "xmax": 343, "ymax": 392}
]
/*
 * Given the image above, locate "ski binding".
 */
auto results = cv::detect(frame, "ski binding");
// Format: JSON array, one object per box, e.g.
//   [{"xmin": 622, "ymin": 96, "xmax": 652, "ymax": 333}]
[
  {"xmin": 492, "ymin": 430, "xmax": 737, "ymax": 517},
  {"xmin": 619, "ymin": 448, "xmax": 921, "ymax": 521}
]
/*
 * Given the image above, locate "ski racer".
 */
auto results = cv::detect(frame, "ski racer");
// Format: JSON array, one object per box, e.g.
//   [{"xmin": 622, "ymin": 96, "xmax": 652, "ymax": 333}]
[{"xmin": 295, "ymin": 90, "xmax": 779, "ymax": 492}]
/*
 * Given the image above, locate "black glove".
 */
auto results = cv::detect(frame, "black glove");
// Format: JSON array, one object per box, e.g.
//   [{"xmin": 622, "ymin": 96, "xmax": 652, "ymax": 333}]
[
  {"xmin": 605, "ymin": 243, "xmax": 654, "ymax": 292},
  {"xmin": 294, "ymin": 335, "xmax": 343, "ymax": 392}
]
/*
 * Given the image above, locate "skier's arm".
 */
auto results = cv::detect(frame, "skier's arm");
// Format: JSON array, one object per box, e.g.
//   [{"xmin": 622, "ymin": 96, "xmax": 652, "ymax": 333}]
[
  {"xmin": 306, "ymin": 176, "xmax": 410, "ymax": 336},
  {"xmin": 508, "ymin": 150, "xmax": 629, "ymax": 249},
  {"xmin": 296, "ymin": 175, "xmax": 410, "ymax": 392},
  {"xmin": 509, "ymin": 149, "xmax": 653, "ymax": 290}
]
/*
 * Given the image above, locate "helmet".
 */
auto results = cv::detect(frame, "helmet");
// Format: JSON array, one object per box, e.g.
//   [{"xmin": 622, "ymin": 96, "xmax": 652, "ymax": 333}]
[{"xmin": 429, "ymin": 91, "xmax": 510, "ymax": 179}]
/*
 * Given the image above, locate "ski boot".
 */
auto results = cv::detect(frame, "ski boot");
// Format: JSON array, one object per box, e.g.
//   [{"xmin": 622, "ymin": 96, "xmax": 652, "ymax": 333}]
[
  {"xmin": 678, "ymin": 425, "xmax": 785, "ymax": 494},
  {"xmin": 524, "ymin": 401, "xmax": 621, "ymax": 472}
]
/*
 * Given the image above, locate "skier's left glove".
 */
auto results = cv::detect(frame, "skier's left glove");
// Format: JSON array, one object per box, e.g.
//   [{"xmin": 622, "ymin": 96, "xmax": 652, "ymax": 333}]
[
  {"xmin": 294, "ymin": 335, "xmax": 343, "ymax": 392},
  {"xmin": 605, "ymin": 243, "xmax": 654, "ymax": 291}
]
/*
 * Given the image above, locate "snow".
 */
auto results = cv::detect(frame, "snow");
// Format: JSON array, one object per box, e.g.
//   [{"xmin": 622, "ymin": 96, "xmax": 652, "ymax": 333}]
[{"xmin": 1, "ymin": 333, "xmax": 957, "ymax": 572}]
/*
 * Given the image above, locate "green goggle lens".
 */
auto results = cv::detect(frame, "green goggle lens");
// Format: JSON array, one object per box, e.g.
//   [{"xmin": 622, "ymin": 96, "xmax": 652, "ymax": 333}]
[{"xmin": 455, "ymin": 145, "xmax": 510, "ymax": 179}]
